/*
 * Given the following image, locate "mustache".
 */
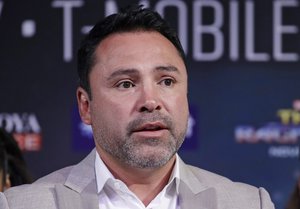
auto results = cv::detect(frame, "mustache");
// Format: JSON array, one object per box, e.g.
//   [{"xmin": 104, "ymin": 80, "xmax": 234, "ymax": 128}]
[{"xmin": 126, "ymin": 112, "xmax": 173, "ymax": 134}]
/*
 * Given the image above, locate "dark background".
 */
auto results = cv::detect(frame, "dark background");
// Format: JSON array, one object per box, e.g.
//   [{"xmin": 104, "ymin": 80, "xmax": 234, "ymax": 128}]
[{"xmin": 0, "ymin": 1, "xmax": 299, "ymax": 208}]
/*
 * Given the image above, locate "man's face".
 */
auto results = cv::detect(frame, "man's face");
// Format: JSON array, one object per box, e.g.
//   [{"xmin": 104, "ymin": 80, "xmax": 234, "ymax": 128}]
[{"xmin": 78, "ymin": 31, "xmax": 189, "ymax": 169}]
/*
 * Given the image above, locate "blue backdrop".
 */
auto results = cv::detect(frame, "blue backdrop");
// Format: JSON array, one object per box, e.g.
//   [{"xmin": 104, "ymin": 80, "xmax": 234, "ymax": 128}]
[{"xmin": 0, "ymin": 1, "xmax": 299, "ymax": 208}]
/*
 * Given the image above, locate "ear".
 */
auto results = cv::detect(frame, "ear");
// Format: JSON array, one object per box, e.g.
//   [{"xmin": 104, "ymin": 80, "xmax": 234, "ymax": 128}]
[{"xmin": 77, "ymin": 87, "xmax": 92, "ymax": 125}]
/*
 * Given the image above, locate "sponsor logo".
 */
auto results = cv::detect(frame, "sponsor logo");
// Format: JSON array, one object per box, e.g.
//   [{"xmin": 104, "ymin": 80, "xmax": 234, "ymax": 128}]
[
  {"xmin": 72, "ymin": 105, "xmax": 198, "ymax": 151},
  {"xmin": 0, "ymin": 113, "xmax": 42, "ymax": 151},
  {"xmin": 72, "ymin": 107, "xmax": 94, "ymax": 151},
  {"xmin": 181, "ymin": 105, "xmax": 198, "ymax": 150},
  {"xmin": 234, "ymin": 99, "xmax": 300, "ymax": 158}
]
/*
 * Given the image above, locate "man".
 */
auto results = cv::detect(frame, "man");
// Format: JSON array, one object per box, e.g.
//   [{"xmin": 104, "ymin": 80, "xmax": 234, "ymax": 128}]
[{"xmin": 0, "ymin": 5, "xmax": 274, "ymax": 209}]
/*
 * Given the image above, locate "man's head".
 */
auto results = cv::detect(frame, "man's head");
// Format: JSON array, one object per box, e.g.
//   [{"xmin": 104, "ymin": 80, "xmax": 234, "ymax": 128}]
[
  {"xmin": 78, "ymin": 5, "xmax": 186, "ymax": 98},
  {"xmin": 77, "ymin": 5, "xmax": 189, "ymax": 169}
]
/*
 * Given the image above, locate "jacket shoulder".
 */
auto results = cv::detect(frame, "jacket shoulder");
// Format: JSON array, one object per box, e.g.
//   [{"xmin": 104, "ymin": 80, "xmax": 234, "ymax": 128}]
[
  {"xmin": 2, "ymin": 166, "xmax": 74, "ymax": 209},
  {"xmin": 187, "ymin": 164, "xmax": 256, "ymax": 189},
  {"xmin": 186, "ymin": 165, "xmax": 274, "ymax": 208},
  {"xmin": 34, "ymin": 165, "xmax": 74, "ymax": 186}
]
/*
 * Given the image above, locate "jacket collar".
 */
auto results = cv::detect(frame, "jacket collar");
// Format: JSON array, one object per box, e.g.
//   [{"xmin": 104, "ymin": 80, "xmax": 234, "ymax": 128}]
[
  {"xmin": 55, "ymin": 149, "xmax": 98, "ymax": 209},
  {"xmin": 64, "ymin": 149, "xmax": 97, "ymax": 193},
  {"xmin": 178, "ymin": 156, "xmax": 219, "ymax": 209},
  {"xmin": 56, "ymin": 149, "xmax": 218, "ymax": 209}
]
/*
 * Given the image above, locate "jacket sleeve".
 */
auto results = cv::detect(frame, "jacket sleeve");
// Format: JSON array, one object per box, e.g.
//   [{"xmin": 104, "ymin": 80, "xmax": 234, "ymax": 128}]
[
  {"xmin": 259, "ymin": 187, "xmax": 275, "ymax": 209},
  {"xmin": 0, "ymin": 192, "xmax": 9, "ymax": 209}
]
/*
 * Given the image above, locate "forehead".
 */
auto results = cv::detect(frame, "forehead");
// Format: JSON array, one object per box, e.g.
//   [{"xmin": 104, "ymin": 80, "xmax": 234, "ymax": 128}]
[
  {"xmin": 97, "ymin": 31, "xmax": 180, "ymax": 54},
  {"xmin": 93, "ymin": 31, "xmax": 186, "ymax": 72}
]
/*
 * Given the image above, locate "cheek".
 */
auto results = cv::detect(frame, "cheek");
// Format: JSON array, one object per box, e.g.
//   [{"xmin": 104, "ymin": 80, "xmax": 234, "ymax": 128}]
[
  {"xmin": 168, "ymin": 94, "xmax": 189, "ymax": 122},
  {"xmin": 91, "ymin": 96, "xmax": 132, "ymax": 127}
]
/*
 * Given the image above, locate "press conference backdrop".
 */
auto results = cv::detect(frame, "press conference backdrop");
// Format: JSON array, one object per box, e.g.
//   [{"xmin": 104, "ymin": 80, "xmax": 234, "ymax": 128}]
[{"xmin": 0, "ymin": 0, "xmax": 299, "ymax": 208}]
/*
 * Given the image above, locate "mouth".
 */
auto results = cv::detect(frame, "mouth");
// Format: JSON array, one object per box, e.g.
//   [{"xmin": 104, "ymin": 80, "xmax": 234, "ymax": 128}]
[{"xmin": 132, "ymin": 122, "xmax": 168, "ymax": 133}]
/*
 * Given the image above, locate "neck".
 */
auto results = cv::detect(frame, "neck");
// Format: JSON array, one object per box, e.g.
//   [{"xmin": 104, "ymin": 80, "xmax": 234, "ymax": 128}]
[{"xmin": 96, "ymin": 147, "xmax": 176, "ymax": 206}]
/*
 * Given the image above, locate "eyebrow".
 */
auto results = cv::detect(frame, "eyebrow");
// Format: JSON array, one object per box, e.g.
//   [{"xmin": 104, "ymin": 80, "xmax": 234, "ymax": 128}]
[
  {"xmin": 107, "ymin": 69, "xmax": 139, "ymax": 81},
  {"xmin": 155, "ymin": 65, "xmax": 180, "ymax": 73},
  {"xmin": 107, "ymin": 65, "xmax": 180, "ymax": 81}
]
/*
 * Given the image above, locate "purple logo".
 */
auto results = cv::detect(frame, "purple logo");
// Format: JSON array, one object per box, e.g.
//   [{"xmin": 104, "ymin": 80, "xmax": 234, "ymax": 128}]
[
  {"xmin": 72, "ymin": 106, "xmax": 94, "ymax": 151},
  {"xmin": 181, "ymin": 105, "xmax": 198, "ymax": 150},
  {"xmin": 72, "ymin": 105, "xmax": 198, "ymax": 151}
]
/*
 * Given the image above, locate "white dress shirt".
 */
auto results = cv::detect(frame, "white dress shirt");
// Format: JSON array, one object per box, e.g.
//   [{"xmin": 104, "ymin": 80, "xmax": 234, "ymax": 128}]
[{"xmin": 95, "ymin": 152, "xmax": 180, "ymax": 209}]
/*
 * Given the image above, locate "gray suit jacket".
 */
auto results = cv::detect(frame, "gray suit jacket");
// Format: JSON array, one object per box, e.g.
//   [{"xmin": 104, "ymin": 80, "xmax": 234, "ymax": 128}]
[{"xmin": 0, "ymin": 149, "xmax": 274, "ymax": 209}]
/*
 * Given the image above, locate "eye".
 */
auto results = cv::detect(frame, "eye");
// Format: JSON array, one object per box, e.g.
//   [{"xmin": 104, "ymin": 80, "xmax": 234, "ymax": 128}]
[
  {"xmin": 160, "ymin": 78, "xmax": 175, "ymax": 87},
  {"xmin": 116, "ymin": 80, "xmax": 135, "ymax": 89}
]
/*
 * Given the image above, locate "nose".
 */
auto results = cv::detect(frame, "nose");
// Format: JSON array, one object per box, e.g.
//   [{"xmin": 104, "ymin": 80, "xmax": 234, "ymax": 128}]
[{"xmin": 137, "ymin": 85, "xmax": 162, "ymax": 113}]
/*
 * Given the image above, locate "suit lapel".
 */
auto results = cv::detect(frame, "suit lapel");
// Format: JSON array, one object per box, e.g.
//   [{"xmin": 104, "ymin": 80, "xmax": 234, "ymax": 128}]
[
  {"xmin": 179, "ymin": 183, "xmax": 218, "ymax": 209},
  {"xmin": 178, "ymin": 157, "xmax": 218, "ymax": 209},
  {"xmin": 55, "ymin": 151, "xmax": 220, "ymax": 209},
  {"xmin": 55, "ymin": 183, "xmax": 98, "ymax": 209},
  {"xmin": 55, "ymin": 149, "xmax": 99, "ymax": 209}
]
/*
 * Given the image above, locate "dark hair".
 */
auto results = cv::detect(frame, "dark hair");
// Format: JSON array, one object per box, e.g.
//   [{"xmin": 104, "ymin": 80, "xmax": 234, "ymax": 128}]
[
  {"xmin": 285, "ymin": 179, "xmax": 300, "ymax": 209},
  {"xmin": 77, "ymin": 5, "xmax": 186, "ymax": 97},
  {"xmin": 0, "ymin": 128, "xmax": 32, "ymax": 188}
]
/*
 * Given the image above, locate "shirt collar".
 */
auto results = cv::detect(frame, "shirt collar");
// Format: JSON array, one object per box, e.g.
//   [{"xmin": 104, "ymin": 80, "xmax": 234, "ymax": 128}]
[
  {"xmin": 95, "ymin": 151, "xmax": 181, "ymax": 194},
  {"xmin": 168, "ymin": 154, "xmax": 180, "ymax": 194},
  {"xmin": 95, "ymin": 151, "xmax": 115, "ymax": 193}
]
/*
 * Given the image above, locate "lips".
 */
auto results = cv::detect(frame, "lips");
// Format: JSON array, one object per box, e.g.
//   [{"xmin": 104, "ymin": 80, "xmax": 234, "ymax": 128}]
[{"xmin": 132, "ymin": 122, "xmax": 168, "ymax": 133}]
